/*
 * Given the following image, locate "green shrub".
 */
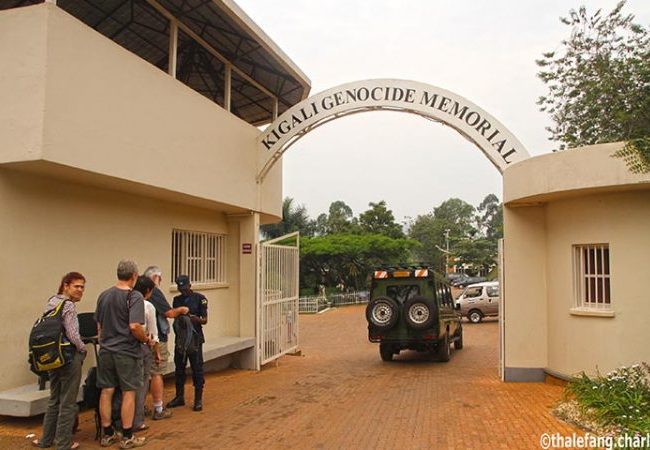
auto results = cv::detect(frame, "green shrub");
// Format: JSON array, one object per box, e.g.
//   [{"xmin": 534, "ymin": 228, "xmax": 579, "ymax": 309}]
[{"xmin": 567, "ymin": 363, "xmax": 650, "ymax": 434}]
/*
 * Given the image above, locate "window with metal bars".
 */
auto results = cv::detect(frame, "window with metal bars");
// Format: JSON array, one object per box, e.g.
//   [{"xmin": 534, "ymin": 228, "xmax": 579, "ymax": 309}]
[
  {"xmin": 573, "ymin": 244, "xmax": 611, "ymax": 309},
  {"xmin": 172, "ymin": 229, "xmax": 226, "ymax": 286}
]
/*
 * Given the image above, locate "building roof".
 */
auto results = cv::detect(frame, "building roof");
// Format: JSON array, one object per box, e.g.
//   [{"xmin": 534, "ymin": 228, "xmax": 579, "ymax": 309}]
[
  {"xmin": 503, "ymin": 142, "xmax": 650, "ymax": 205},
  {"xmin": 3, "ymin": 0, "xmax": 311, "ymax": 125}
]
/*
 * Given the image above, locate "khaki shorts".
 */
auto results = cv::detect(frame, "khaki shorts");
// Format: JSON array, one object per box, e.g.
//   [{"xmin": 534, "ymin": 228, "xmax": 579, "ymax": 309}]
[{"xmin": 150, "ymin": 340, "xmax": 170, "ymax": 376}]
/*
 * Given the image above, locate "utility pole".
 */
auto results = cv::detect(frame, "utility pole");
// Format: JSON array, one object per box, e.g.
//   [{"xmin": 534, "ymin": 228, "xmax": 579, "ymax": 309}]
[
  {"xmin": 444, "ymin": 229, "xmax": 450, "ymax": 274},
  {"xmin": 435, "ymin": 229, "xmax": 452, "ymax": 274}
]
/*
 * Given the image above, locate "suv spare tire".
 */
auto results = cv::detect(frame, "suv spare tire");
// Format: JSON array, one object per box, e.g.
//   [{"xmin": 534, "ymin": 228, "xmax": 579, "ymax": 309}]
[
  {"xmin": 366, "ymin": 296, "xmax": 400, "ymax": 331},
  {"xmin": 403, "ymin": 296, "xmax": 436, "ymax": 330}
]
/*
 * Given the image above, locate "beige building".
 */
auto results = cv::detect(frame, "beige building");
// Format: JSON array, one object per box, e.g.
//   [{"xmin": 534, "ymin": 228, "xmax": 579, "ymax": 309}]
[
  {"xmin": 1, "ymin": 0, "xmax": 647, "ymax": 419},
  {"xmin": 502, "ymin": 142, "xmax": 650, "ymax": 381},
  {"xmin": 0, "ymin": 0, "xmax": 308, "ymax": 415}
]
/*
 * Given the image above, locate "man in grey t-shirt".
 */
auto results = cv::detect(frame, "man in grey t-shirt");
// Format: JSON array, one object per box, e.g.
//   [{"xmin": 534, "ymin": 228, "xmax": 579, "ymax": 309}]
[{"xmin": 94, "ymin": 260, "xmax": 149, "ymax": 448}]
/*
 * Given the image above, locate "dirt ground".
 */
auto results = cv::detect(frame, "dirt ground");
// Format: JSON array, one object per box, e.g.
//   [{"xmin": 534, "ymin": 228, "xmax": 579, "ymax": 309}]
[{"xmin": 0, "ymin": 305, "xmax": 577, "ymax": 449}]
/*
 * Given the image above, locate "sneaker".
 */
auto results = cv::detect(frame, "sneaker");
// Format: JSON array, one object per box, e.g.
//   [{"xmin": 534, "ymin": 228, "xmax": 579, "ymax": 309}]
[
  {"xmin": 119, "ymin": 436, "xmax": 146, "ymax": 449},
  {"xmin": 152, "ymin": 408, "xmax": 173, "ymax": 420},
  {"xmin": 100, "ymin": 433, "xmax": 119, "ymax": 447}
]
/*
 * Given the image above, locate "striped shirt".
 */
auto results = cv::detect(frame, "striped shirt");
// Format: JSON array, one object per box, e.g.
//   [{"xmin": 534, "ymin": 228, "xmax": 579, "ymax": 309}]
[{"xmin": 45, "ymin": 295, "xmax": 85, "ymax": 353}]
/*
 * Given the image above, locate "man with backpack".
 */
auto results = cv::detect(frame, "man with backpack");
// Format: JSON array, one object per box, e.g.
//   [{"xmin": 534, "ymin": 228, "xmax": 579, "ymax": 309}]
[
  {"xmin": 94, "ymin": 260, "xmax": 149, "ymax": 449},
  {"xmin": 167, "ymin": 275, "xmax": 208, "ymax": 412}
]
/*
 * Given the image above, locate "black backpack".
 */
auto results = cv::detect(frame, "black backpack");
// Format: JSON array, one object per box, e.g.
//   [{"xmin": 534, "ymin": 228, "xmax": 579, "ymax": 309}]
[
  {"xmin": 82, "ymin": 367, "xmax": 105, "ymax": 440},
  {"xmin": 173, "ymin": 315, "xmax": 200, "ymax": 356},
  {"xmin": 82, "ymin": 367, "xmax": 100, "ymax": 409},
  {"xmin": 28, "ymin": 299, "xmax": 73, "ymax": 374}
]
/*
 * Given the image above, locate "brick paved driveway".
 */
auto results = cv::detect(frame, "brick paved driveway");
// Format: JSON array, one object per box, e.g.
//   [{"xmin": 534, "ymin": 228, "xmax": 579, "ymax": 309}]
[{"xmin": 1, "ymin": 305, "xmax": 576, "ymax": 449}]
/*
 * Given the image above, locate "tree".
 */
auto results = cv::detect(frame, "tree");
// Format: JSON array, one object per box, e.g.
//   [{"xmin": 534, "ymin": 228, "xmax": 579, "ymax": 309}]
[
  {"xmin": 300, "ymin": 233, "xmax": 415, "ymax": 291},
  {"xmin": 477, "ymin": 194, "xmax": 503, "ymax": 240},
  {"xmin": 312, "ymin": 213, "xmax": 328, "ymax": 236},
  {"xmin": 454, "ymin": 238, "xmax": 496, "ymax": 275},
  {"xmin": 536, "ymin": 1, "xmax": 650, "ymax": 149},
  {"xmin": 433, "ymin": 198, "xmax": 477, "ymax": 239},
  {"xmin": 325, "ymin": 200, "xmax": 357, "ymax": 234},
  {"xmin": 408, "ymin": 198, "xmax": 476, "ymax": 269},
  {"xmin": 408, "ymin": 213, "xmax": 444, "ymax": 268},
  {"xmin": 260, "ymin": 197, "xmax": 313, "ymax": 239},
  {"xmin": 407, "ymin": 197, "xmax": 503, "ymax": 274},
  {"xmin": 358, "ymin": 201, "xmax": 405, "ymax": 239}
]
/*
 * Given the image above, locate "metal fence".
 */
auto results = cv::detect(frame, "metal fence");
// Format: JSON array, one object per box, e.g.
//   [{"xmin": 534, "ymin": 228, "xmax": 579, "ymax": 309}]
[
  {"xmin": 328, "ymin": 291, "xmax": 369, "ymax": 307},
  {"xmin": 298, "ymin": 291, "xmax": 369, "ymax": 313},
  {"xmin": 298, "ymin": 296, "xmax": 328, "ymax": 314}
]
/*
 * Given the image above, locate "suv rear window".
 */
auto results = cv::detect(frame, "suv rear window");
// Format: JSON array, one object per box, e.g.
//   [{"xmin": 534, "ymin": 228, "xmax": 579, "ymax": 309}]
[{"xmin": 386, "ymin": 285, "xmax": 420, "ymax": 303}]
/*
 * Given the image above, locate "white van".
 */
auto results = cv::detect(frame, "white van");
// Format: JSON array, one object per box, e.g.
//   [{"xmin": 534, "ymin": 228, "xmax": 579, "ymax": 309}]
[{"xmin": 455, "ymin": 281, "xmax": 499, "ymax": 323}]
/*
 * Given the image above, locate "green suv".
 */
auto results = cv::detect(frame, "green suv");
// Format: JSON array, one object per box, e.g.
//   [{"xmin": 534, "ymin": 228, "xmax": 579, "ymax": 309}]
[{"xmin": 365, "ymin": 265, "xmax": 463, "ymax": 362}]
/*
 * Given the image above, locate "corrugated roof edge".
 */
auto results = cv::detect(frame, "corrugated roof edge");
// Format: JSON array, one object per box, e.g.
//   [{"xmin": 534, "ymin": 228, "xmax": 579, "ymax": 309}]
[{"xmin": 217, "ymin": 0, "xmax": 311, "ymax": 100}]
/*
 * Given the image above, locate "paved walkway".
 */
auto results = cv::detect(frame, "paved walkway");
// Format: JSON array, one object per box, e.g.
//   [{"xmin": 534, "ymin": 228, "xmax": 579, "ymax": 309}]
[{"xmin": 1, "ymin": 306, "xmax": 577, "ymax": 449}]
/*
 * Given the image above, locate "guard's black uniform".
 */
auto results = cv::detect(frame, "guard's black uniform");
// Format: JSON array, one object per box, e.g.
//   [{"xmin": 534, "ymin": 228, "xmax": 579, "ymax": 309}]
[{"xmin": 172, "ymin": 291, "xmax": 207, "ymax": 390}]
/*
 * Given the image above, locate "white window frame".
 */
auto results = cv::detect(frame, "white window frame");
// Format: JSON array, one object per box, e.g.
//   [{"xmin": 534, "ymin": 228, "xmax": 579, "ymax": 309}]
[
  {"xmin": 572, "ymin": 243, "xmax": 611, "ymax": 312},
  {"xmin": 172, "ymin": 229, "xmax": 227, "ymax": 287}
]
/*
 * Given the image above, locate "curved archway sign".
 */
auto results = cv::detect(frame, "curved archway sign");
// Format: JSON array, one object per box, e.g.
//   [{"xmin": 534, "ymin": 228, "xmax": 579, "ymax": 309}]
[{"xmin": 257, "ymin": 79, "xmax": 529, "ymax": 182}]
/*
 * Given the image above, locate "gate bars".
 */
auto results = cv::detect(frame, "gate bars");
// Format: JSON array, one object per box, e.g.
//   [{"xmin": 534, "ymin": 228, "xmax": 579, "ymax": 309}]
[{"xmin": 258, "ymin": 232, "xmax": 300, "ymax": 367}]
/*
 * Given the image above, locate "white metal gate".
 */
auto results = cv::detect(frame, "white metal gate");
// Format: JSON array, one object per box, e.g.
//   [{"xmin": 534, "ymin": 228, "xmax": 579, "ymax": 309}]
[{"xmin": 258, "ymin": 232, "xmax": 300, "ymax": 367}]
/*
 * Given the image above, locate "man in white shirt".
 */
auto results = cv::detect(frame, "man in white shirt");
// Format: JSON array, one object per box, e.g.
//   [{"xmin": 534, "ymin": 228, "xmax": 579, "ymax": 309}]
[
  {"xmin": 143, "ymin": 266, "xmax": 188, "ymax": 420},
  {"xmin": 132, "ymin": 276, "xmax": 160, "ymax": 431}
]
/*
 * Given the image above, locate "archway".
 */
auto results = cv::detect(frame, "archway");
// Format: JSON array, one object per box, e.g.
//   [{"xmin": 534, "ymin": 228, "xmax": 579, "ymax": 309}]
[
  {"xmin": 257, "ymin": 79, "xmax": 529, "ymax": 182},
  {"xmin": 256, "ymin": 79, "xmax": 529, "ymax": 378}
]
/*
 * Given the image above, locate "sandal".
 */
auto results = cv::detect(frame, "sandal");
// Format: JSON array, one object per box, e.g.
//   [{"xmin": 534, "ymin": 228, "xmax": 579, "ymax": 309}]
[
  {"xmin": 32, "ymin": 439, "xmax": 79, "ymax": 449},
  {"xmin": 135, "ymin": 424, "xmax": 149, "ymax": 431}
]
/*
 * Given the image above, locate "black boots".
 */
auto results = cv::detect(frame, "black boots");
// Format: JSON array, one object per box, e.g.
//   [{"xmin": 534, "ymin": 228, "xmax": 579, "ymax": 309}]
[
  {"xmin": 166, "ymin": 383, "xmax": 185, "ymax": 408},
  {"xmin": 167, "ymin": 383, "xmax": 202, "ymax": 410},
  {"xmin": 167, "ymin": 395, "xmax": 185, "ymax": 408},
  {"xmin": 192, "ymin": 388, "xmax": 203, "ymax": 412}
]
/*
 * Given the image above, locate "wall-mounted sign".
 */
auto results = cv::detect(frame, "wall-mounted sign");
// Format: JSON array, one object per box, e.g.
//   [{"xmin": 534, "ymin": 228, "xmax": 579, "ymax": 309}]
[
  {"xmin": 242, "ymin": 243, "xmax": 252, "ymax": 254},
  {"xmin": 257, "ymin": 79, "xmax": 530, "ymax": 182}
]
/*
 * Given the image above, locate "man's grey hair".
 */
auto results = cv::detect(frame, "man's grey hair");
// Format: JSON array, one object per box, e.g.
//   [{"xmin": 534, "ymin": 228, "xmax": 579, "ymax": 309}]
[
  {"xmin": 144, "ymin": 265, "xmax": 162, "ymax": 279},
  {"xmin": 117, "ymin": 260, "xmax": 139, "ymax": 281}
]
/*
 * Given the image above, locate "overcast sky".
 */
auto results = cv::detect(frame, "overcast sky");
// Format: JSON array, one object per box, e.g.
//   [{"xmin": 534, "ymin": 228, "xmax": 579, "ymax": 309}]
[{"xmin": 237, "ymin": 0, "xmax": 650, "ymax": 224}]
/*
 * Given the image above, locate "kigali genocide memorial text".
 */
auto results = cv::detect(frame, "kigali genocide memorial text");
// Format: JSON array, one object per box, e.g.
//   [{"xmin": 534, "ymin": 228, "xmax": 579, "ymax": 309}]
[{"xmin": 261, "ymin": 84, "xmax": 520, "ymax": 164}]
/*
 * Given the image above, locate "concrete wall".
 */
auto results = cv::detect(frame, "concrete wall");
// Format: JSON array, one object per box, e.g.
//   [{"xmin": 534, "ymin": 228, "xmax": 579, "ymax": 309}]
[
  {"xmin": 503, "ymin": 142, "xmax": 650, "ymax": 380},
  {"xmin": 502, "ymin": 205, "xmax": 548, "ymax": 381},
  {"xmin": 0, "ymin": 168, "xmax": 243, "ymax": 391},
  {"xmin": 545, "ymin": 191, "xmax": 650, "ymax": 376},
  {"xmin": 0, "ymin": 3, "xmax": 282, "ymax": 219},
  {"xmin": 0, "ymin": 5, "xmax": 46, "ymax": 164}
]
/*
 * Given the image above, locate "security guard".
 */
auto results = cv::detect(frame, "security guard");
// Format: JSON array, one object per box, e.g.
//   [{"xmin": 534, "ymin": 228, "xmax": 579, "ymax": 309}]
[{"xmin": 167, "ymin": 275, "xmax": 208, "ymax": 412}]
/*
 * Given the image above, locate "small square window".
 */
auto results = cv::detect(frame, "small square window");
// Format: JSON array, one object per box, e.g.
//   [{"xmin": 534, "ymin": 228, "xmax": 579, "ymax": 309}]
[
  {"xmin": 172, "ymin": 229, "xmax": 226, "ymax": 285},
  {"xmin": 573, "ymin": 244, "xmax": 611, "ymax": 310}
]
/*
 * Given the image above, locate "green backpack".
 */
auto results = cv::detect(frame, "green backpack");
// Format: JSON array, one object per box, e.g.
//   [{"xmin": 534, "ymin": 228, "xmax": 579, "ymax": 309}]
[{"xmin": 28, "ymin": 299, "xmax": 73, "ymax": 374}]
